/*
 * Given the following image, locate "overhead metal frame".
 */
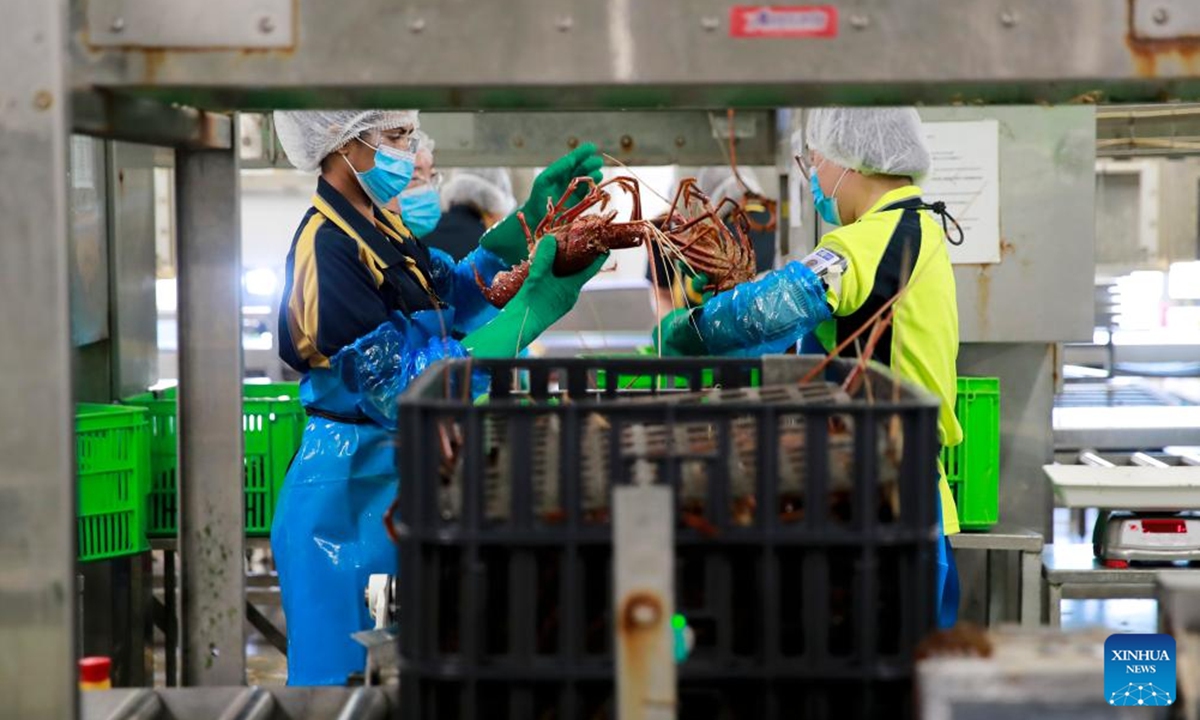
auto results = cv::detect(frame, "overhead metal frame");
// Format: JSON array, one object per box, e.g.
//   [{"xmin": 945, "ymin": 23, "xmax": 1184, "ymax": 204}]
[
  {"xmin": 69, "ymin": 0, "xmax": 1200, "ymax": 110},
  {"xmin": 244, "ymin": 110, "xmax": 779, "ymax": 168}
]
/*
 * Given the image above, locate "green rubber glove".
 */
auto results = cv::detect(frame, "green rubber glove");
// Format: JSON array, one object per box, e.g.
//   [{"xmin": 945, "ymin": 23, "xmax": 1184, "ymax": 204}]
[
  {"xmin": 651, "ymin": 307, "xmax": 707, "ymax": 356},
  {"xmin": 679, "ymin": 268, "xmax": 713, "ymax": 307},
  {"xmin": 464, "ymin": 235, "xmax": 607, "ymax": 358},
  {"xmin": 478, "ymin": 143, "xmax": 605, "ymax": 266}
]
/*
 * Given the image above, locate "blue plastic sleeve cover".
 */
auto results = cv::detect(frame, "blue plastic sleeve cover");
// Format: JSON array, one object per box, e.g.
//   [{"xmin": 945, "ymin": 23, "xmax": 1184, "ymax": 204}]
[
  {"xmin": 330, "ymin": 308, "xmax": 488, "ymax": 428},
  {"xmin": 426, "ymin": 246, "xmax": 506, "ymax": 335},
  {"xmin": 696, "ymin": 260, "xmax": 834, "ymax": 357}
]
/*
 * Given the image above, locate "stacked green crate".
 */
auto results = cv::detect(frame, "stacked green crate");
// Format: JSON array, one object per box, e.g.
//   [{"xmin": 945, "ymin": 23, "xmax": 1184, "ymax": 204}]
[
  {"xmin": 124, "ymin": 383, "xmax": 305, "ymax": 537},
  {"xmin": 76, "ymin": 404, "xmax": 151, "ymax": 561}
]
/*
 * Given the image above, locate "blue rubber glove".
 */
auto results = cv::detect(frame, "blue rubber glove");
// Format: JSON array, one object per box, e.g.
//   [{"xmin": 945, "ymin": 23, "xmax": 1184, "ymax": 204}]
[
  {"xmin": 464, "ymin": 235, "xmax": 607, "ymax": 358},
  {"xmin": 479, "ymin": 144, "xmax": 605, "ymax": 266},
  {"xmin": 698, "ymin": 261, "xmax": 833, "ymax": 357}
]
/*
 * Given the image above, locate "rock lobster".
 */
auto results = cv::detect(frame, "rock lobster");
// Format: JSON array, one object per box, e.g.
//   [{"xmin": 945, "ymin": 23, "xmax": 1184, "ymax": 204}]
[
  {"xmin": 475, "ymin": 174, "xmax": 759, "ymax": 307},
  {"xmin": 474, "ymin": 176, "xmax": 655, "ymax": 308},
  {"xmin": 657, "ymin": 178, "xmax": 758, "ymax": 293}
]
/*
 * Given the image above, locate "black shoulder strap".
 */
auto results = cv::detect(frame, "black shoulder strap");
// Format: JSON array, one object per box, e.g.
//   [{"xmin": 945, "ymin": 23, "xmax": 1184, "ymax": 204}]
[{"xmin": 835, "ymin": 198, "xmax": 926, "ymax": 365}]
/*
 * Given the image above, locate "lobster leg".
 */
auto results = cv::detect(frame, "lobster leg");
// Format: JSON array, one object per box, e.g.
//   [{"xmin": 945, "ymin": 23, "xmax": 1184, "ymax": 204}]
[{"xmin": 516, "ymin": 210, "xmax": 540, "ymax": 257}]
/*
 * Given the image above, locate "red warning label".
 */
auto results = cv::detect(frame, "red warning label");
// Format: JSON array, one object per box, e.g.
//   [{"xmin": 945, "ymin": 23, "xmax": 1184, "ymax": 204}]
[{"xmin": 729, "ymin": 5, "xmax": 839, "ymax": 38}]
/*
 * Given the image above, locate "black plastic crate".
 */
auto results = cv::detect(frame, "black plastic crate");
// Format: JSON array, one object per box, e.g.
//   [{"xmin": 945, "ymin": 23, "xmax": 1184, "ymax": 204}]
[{"xmin": 396, "ymin": 357, "xmax": 941, "ymax": 720}]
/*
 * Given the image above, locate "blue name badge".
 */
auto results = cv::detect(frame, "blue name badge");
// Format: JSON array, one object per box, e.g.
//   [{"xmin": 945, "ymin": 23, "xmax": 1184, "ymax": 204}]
[{"xmin": 1105, "ymin": 633, "xmax": 1176, "ymax": 706}]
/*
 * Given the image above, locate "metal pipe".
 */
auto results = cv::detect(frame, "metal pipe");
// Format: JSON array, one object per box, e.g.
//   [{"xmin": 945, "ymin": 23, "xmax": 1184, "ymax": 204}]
[
  {"xmin": 1130, "ymin": 452, "xmax": 1170, "ymax": 468},
  {"xmin": 176, "ymin": 135, "xmax": 246, "ymax": 685},
  {"xmin": 102, "ymin": 689, "xmax": 164, "ymax": 720},
  {"xmin": 1078, "ymin": 451, "xmax": 1115, "ymax": 468},
  {"xmin": 216, "ymin": 688, "xmax": 274, "ymax": 720},
  {"xmin": 335, "ymin": 687, "xmax": 389, "ymax": 720}
]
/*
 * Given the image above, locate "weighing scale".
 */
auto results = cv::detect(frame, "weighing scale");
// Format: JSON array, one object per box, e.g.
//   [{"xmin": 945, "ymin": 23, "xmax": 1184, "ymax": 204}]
[{"xmin": 1046, "ymin": 449, "xmax": 1200, "ymax": 568}]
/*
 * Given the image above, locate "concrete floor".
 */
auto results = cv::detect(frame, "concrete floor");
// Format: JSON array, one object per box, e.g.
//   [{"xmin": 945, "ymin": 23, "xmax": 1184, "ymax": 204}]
[{"xmin": 151, "ymin": 619, "xmax": 288, "ymax": 686}]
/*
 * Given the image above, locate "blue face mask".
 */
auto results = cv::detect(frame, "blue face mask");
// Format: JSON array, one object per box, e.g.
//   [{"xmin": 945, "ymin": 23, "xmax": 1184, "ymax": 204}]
[
  {"xmin": 347, "ymin": 140, "xmax": 415, "ymax": 207},
  {"xmin": 810, "ymin": 165, "xmax": 850, "ymax": 227},
  {"xmin": 399, "ymin": 186, "xmax": 442, "ymax": 238}
]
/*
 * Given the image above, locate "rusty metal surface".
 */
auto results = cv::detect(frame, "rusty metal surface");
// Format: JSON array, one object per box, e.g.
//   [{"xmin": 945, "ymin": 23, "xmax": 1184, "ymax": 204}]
[
  {"xmin": 614, "ymin": 486, "xmax": 676, "ymax": 720},
  {"xmin": 73, "ymin": 90, "xmax": 232, "ymax": 149},
  {"xmin": 67, "ymin": 0, "xmax": 1200, "ymax": 109}
]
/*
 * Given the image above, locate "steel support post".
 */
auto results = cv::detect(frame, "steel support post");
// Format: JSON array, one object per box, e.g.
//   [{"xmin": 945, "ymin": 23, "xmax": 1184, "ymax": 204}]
[
  {"xmin": 175, "ymin": 137, "xmax": 246, "ymax": 685},
  {"xmin": 0, "ymin": 0, "xmax": 76, "ymax": 715}
]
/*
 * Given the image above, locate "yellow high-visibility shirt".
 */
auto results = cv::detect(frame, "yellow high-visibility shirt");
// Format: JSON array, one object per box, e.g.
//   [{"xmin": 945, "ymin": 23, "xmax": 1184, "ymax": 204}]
[{"xmin": 814, "ymin": 185, "xmax": 963, "ymax": 534}]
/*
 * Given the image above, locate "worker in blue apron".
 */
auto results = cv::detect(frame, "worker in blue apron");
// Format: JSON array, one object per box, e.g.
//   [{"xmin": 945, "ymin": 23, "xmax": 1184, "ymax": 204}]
[
  {"xmin": 657, "ymin": 108, "xmax": 962, "ymax": 629},
  {"xmin": 271, "ymin": 110, "xmax": 608, "ymax": 684}
]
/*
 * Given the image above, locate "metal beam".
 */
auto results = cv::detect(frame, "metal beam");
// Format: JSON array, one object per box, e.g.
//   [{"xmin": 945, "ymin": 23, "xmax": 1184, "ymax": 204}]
[
  {"xmin": 0, "ymin": 0, "xmax": 76, "ymax": 716},
  {"xmin": 176, "ymin": 139, "xmax": 245, "ymax": 685},
  {"xmin": 71, "ymin": 0, "xmax": 1200, "ymax": 109},
  {"xmin": 74, "ymin": 91, "xmax": 232, "ymax": 149},
  {"xmin": 244, "ymin": 601, "xmax": 287, "ymax": 655},
  {"xmin": 384, "ymin": 111, "xmax": 772, "ymax": 167},
  {"xmin": 244, "ymin": 110, "xmax": 777, "ymax": 168},
  {"xmin": 107, "ymin": 141, "xmax": 160, "ymax": 397}
]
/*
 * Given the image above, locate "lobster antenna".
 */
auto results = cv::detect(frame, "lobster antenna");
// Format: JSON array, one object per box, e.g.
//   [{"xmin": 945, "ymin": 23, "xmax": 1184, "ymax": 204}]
[{"xmin": 600, "ymin": 153, "xmax": 675, "ymax": 206}]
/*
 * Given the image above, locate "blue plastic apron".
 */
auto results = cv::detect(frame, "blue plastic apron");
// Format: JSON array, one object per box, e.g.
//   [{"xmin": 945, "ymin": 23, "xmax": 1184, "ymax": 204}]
[
  {"xmin": 936, "ymin": 495, "xmax": 960, "ymax": 628},
  {"xmin": 270, "ymin": 371, "xmax": 397, "ymax": 686}
]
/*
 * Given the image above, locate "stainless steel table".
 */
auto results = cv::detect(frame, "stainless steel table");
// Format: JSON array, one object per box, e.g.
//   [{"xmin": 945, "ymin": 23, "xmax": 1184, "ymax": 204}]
[
  {"xmin": 949, "ymin": 523, "xmax": 1044, "ymax": 627},
  {"xmin": 1043, "ymin": 542, "xmax": 1200, "ymax": 627}
]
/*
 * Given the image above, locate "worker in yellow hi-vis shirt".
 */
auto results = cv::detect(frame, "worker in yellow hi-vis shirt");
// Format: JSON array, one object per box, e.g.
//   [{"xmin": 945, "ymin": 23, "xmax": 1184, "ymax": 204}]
[{"xmin": 655, "ymin": 107, "xmax": 964, "ymax": 628}]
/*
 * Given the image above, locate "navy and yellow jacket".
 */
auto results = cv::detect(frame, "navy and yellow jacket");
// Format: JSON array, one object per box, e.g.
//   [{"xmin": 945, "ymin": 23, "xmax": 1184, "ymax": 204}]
[{"xmin": 279, "ymin": 177, "xmax": 502, "ymax": 374}]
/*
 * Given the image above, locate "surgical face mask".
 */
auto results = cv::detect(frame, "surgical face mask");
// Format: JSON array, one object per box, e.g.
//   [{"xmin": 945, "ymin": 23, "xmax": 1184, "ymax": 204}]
[
  {"xmin": 810, "ymin": 163, "xmax": 851, "ymax": 227},
  {"xmin": 345, "ymin": 138, "xmax": 416, "ymax": 207},
  {"xmin": 399, "ymin": 186, "xmax": 442, "ymax": 238}
]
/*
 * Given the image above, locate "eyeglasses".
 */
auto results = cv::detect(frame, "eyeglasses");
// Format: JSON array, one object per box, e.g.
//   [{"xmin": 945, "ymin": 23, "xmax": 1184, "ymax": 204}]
[
  {"xmin": 409, "ymin": 169, "xmax": 443, "ymax": 191},
  {"xmin": 794, "ymin": 152, "xmax": 817, "ymax": 177},
  {"xmin": 363, "ymin": 125, "xmax": 418, "ymax": 152}
]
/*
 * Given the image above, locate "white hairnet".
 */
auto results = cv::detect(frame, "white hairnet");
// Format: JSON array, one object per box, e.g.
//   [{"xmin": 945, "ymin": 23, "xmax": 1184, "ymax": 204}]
[
  {"xmin": 273, "ymin": 110, "xmax": 420, "ymax": 172},
  {"xmin": 804, "ymin": 108, "xmax": 930, "ymax": 182},
  {"xmin": 440, "ymin": 168, "xmax": 517, "ymax": 216},
  {"xmin": 696, "ymin": 166, "xmax": 765, "ymax": 205}
]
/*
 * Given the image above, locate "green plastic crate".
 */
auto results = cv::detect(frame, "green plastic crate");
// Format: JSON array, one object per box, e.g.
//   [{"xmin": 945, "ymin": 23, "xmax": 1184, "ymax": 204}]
[
  {"xmin": 76, "ymin": 404, "xmax": 151, "ymax": 562},
  {"xmin": 585, "ymin": 350, "xmax": 761, "ymax": 390},
  {"xmin": 942, "ymin": 377, "xmax": 1001, "ymax": 530},
  {"xmin": 124, "ymin": 383, "xmax": 305, "ymax": 537}
]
